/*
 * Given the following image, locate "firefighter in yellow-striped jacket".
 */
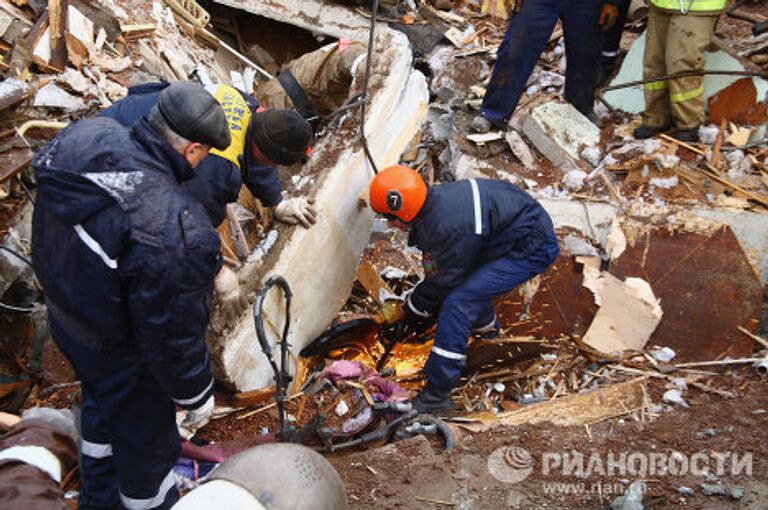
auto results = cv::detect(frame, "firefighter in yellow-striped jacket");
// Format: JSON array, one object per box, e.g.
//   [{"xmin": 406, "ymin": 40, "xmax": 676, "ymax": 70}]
[{"xmin": 633, "ymin": 0, "xmax": 726, "ymax": 142}]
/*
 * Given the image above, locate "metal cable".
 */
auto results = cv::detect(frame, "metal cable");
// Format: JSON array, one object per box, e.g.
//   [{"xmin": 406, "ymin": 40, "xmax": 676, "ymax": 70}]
[{"xmin": 359, "ymin": 0, "xmax": 380, "ymax": 174}]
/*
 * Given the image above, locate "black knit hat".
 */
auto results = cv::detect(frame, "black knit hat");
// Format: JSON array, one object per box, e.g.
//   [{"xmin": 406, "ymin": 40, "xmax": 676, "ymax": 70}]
[
  {"xmin": 157, "ymin": 82, "xmax": 231, "ymax": 150},
  {"xmin": 250, "ymin": 109, "xmax": 312, "ymax": 166}
]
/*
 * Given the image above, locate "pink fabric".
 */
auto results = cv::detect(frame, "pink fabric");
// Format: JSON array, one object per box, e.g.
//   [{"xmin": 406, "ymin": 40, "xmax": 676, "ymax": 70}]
[{"xmin": 318, "ymin": 360, "xmax": 408, "ymax": 402}]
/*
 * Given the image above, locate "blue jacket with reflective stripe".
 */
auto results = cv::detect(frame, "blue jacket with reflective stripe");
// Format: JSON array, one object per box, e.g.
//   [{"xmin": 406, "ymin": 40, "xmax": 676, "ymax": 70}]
[
  {"xmin": 408, "ymin": 179, "xmax": 559, "ymax": 314},
  {"xmin": 100, "ymin": 82, "xmax": 284, "ymax": 225},
  {"xmin": 31, "ymin": 117, "xmax": 219, "ymax": 408}
]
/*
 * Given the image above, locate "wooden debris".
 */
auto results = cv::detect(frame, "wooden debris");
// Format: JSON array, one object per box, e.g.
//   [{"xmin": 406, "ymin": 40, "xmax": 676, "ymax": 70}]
[
  {"xmin": 355, "ymin": 258, "xmax": 393, "ymax": 305},
  {"xmin": 711, "ymin": 118, "xmax": 726, "ymax": 169},
  {"xmin": 120, "ymin": 23, "xmax": 155, "ymax": 40},
  {"xmin": 231, "ymin": 387, "xmax": 276, "ymax": 408},
  {"xmin": 47, "ymin": 0, "xmax": 67, "ymax": 70},
  {"xmin": 727, "ymin": 123, "xmax": 752, "ymax": 147},
  {"xmin": 466, "ymin": 131, "xmax": 503, "ymax": 145},
  {"xmin": 460, "ymin": 378, "xmax": 647, "ymax": 432},
  {"xmin": 737, "ymin": 326, "xmax": 768, "ymax": 350},
  {"xmin": 659, "ymin": 133, "xmax": 705, "ymax": 156},
  {"xmin": 415, "ymin": 496, "xmax": 455, "ymax": 506}
]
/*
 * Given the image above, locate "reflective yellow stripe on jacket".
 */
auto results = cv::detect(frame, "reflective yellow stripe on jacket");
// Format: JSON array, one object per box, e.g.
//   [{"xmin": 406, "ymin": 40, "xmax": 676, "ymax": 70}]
[
  {"xmin": 650, "ymin": 0, "xmax": 726, "ymax": 12},
  {"xmin": 205, "ymin": 84, "xmax": 251, "ymax": 169}
]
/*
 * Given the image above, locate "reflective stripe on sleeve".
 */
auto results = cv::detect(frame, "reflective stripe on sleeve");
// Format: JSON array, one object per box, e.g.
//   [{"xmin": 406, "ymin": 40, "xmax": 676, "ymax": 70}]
[
  {"xmin": 74, "ymin": 224, "xmax": 118, "ymax": 269},
  {"xmin": 468, "ymin": 179, "xmax": 482, "ymax": 235}
]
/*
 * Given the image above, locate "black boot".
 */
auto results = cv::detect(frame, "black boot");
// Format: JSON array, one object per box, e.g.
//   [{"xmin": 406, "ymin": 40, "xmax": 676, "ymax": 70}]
[
  {"xmin": 673, "ymin": 127, "xmax": 699, "ymax": 143},
  {"xmin": 411, "ymin": 384, "xmax": 453, "ymax": 414},
  {"xmin": 633, "ymin": 124, "xmax": 667, "ymax": 139}
]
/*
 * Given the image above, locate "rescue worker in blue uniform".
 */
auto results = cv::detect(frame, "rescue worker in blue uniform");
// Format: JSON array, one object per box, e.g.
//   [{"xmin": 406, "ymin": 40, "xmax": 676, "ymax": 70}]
[
  {"xmin": 100, "ymin": 81, "xmax": 316, "ymax": 229},
  {"xmin": 369, "ymin": 166, "xmax": 560, "ymax": 413},
  {"xmin": 31, "ymin": 82, "xmax": 230, "ymax": 510},
  {"xmin": 472, "ymin": 0, "xmax": 619, "ymax": 132}
]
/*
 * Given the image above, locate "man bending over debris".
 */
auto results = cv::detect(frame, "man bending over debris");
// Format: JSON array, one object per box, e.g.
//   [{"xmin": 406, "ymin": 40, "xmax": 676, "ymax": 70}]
[
  {"xmin": 31, "ymin": 83, "xmax": 229, "ymax": 510},
  {"xmin": 257, "ymin": 38, "xmax": 366, "ymax": 119},
  {"xmin": 101, "ymin": 81, "xmax": 316, "ymax": 229},
  {"xmin": 472, "ymin": 0, "xmax": 619, "ymax": 131},
  {"xmin": 368, "ymin": 166, "xmax": 560, "ymax": 413}
]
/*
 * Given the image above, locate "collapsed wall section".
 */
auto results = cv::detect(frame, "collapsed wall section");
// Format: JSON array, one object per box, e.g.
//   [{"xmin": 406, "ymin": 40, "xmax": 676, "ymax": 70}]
[{"xmin": 207, "ymin": 29, "xmax": 429, "ymax": 391}]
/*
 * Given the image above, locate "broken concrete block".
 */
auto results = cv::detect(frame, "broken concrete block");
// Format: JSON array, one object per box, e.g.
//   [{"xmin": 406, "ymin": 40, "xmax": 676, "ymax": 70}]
[
  {"xmin": 453, "ymin": 154, "xmax": 492, "ymax": 180},
  {"xmin": 211, "ymin": 0, "xmax": 373, "ymax": 42},
  {"xmin": 662, "ymin": 389, "xmax": 688, "ymax": 408},
  {"xmin": 578, "ymin": 256, "xmax": 662, "ymax": 355},
  {"xmin": 505, "ymin": 129, "xmax": 536, "ymax": 170},
  {"xmin": 522, "ymin": 101, "xmax": 599, "ymax": 173},
  {"xmin": 581, "ymin": 145, "xmax": 601, "ymax": 167},
  {"xmin": 605, "ymin": 32, "xmax": 768, "ymax": 115},
  {"xmin": 33, "ymin": 83, "xmax": 86, "ymax": 112},
  {"xmin": 0, "ymin": 230, "xmax": 31, "ymax": 299}
]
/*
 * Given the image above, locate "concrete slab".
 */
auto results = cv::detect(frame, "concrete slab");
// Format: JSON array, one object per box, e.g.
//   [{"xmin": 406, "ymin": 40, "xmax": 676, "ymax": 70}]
[
  {"xmin": 603, "ymin": 32, "xmax": 768, "ymax": 115},
  {"xmin": 208, "ymin": 30, "xmax": 429, "ymax": 391},
  {"xmin": 522, "ymin": 101, "xmax": 599, "ymax": 174},
  {"xmin": 211, "ymin": 0, "xmax": 374, "ymax": 42}
]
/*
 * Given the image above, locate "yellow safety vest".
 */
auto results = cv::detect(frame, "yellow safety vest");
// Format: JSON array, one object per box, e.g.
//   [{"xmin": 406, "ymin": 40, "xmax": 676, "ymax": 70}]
[
  {"xmin": 205, "ymin": 84, "xmax": 251, "ymax": 169},
  {"xmin": 650, "ymin": 0, "xmax": 726, "ymax": 13}
]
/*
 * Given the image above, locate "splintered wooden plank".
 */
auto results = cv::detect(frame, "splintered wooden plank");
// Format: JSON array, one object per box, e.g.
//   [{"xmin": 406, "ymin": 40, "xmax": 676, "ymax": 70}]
[{"xmin": 459, "ymin": 377, "xmax": 647, "ymax": 432}]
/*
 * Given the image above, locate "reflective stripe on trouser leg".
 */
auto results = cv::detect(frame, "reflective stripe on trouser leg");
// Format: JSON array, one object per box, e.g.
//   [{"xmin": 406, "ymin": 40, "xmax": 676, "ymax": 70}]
[
  {"xmin": 78, "ymin": 384, "xmax": 120, "ymax": 510},
  {"xmin": 642, "ymin": 7, "xmax": 672, "ymax": 128},
  {"xmin": 120, "ymin": 468, "xmax": 177, "ymax": 510},
  {"xmin": 472, "ymin": 306, "xmax": 498, "ymax": 333},
  {"xmin": 666, "ymin": 13, "xmax": 717, "ymax": 129},
  {"xmin": 48, "ymin": 317, "xmax": 181, "ymax": 510},
  {"xmin": 424, "ymin": 254, "xmax": 554, "ymax": 390}
]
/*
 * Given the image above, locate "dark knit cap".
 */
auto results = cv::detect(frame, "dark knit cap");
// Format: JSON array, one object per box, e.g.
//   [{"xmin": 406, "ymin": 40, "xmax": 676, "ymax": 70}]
[
  {"xmin": 157, "ymin": 82, "xmax": 231, "ymax": 150},
  {"xmin": 251, "ymin": 109, "xmax": 313, "ymax": 166}
]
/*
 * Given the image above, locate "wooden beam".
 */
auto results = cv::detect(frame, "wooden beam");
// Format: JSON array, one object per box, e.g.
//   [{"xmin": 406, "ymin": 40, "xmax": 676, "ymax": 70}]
[
  {"xmin": 48, "ymin": 0, "xmax": 68, "ymax": 70},
  {"xmin": 457, "ymin": 377, "xmax": 647, "ymax": 432}
]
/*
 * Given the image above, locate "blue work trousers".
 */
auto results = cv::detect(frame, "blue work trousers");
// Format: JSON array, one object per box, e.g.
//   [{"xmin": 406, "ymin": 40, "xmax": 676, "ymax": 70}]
[
  {"xmin": 480, "ymin": 0, "xmax": 603, "ymax": 126},
  {"xmin": 49, "ymin": 316, "xmax": 181, "ymax": 510},
  {"xmin": 424, "ymin": 238, "xmax": 559, "ymax": 390}
]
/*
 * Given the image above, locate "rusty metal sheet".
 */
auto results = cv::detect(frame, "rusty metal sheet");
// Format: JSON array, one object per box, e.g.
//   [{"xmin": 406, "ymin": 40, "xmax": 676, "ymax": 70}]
[
  {"xmin": 610, "ymin": 225, "xmax": 763, "ymax": 362},
  {"xmin": 494, "ymin": 255, "xmax": 598, "ymax": 339}
]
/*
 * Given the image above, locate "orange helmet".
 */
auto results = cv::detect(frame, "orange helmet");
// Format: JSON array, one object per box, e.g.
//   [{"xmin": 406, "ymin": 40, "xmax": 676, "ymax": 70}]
[{"xmin": 369, "ymin": 166, "xmax": 427, "ymax": 222}]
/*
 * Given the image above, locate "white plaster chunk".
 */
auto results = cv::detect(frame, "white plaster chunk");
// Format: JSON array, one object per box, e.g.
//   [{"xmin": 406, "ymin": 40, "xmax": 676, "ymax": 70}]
[
  {"xmin": 34, "ymin": 83, "xmax": 86, "ymax": 112},
  {"xmin": 505, "ymin": 129, "xmax": 536, "ymax": 170}
]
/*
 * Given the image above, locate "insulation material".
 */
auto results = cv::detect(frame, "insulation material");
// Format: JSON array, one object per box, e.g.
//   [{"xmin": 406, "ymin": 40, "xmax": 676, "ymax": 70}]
[{"xmin": 577, "ymin": 257, "xmax": 662, "ymax": 355}]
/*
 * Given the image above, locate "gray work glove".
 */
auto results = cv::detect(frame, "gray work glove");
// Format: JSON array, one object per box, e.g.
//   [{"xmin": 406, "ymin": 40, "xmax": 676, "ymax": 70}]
[
  {"xmin": 176, "ymin": 395, "xmax": 215, "ymax": 440},
  {"xmin": 214, "ymin": 266, "xmax": 248, "ymax": 325},
  {"xmin": 274, "ymin": 197, "xmax": 317, "ymax": 228}
]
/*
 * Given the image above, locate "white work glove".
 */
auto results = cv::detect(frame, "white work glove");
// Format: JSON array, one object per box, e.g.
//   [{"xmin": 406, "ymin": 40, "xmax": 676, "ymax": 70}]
[
  {"xmin": 274, "ymin": 197, "xmax": 317, "ymax": 228},
  {"xmin": 214, "ymin": 266, "xmax": 248, "ymax": 324},
  {"xmin": 176, "ymin": 395, "xmax": 214, "ymax": 440}
]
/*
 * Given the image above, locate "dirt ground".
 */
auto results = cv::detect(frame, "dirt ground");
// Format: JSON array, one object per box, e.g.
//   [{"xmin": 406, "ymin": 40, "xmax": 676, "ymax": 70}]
[{"xmin": 330, "ymin": 375, "xmax": 768, "ymax": 509}]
